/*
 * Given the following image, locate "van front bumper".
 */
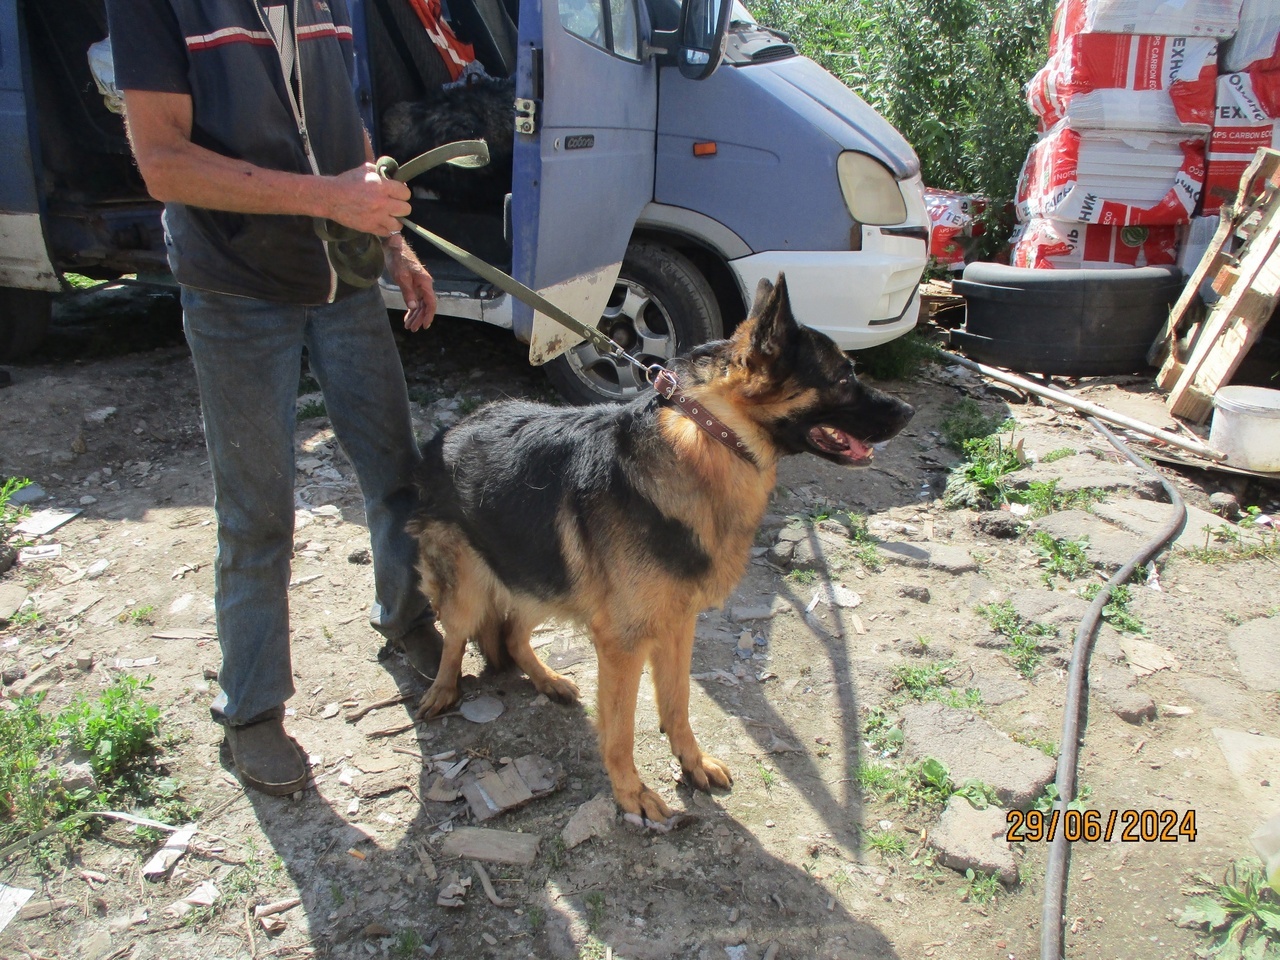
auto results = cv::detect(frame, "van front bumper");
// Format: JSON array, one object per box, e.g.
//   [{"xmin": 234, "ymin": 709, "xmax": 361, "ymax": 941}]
[{"xmin": 728, "ymin": 242, "xmax": 926, "ymax": 351}]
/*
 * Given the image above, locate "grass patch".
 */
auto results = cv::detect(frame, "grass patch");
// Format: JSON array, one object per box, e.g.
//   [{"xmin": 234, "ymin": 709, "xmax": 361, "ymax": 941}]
[
  {"xmin": 943, "ymin": 430, "xmax": 1024, "ymax": 510},
  {"xmin": 1080, "ymin": 582, "xmax": 1145, "ymax": 634},
  {"xmin": 865, "ymin": 829, "xmax": 909, "ymax": 857},
  {"xmin": 978, "ymin": 601, "xmax": 1056, "ymax": 677},
  {"xmin": 1039, "ymin": 447, "xmax": 1077, "ymax": 464},
  {"xmin": 0, "ymin": 675, "xmax": 190, "ymax": 863},
  {"xmin": 1178, "ymin": 858, "xmax": 1280, "ymax": 960},
  {"xmin": 2, "ymin": 476, "xmax": 32, "ymax": 554},
  {"xmin": 850, "ymin": 330, "xmax": 940, "ymax": 381},
  {"xmin": 1183, "ymin": 523, "xmax": 1280, "ymax": 565},
  {"xmin": 939, "ymin": 398, "xmax": 1010, "ymax": 450},
  {"xmin": 891, "ymin": 661, "xmax": 983, "ymax": 708},
  {"xmin": 583, "ymin": 891, "xmax": 606, "ymax": 933},
  {"xmin": 1032, "ymin": 532, "xmax": 1093, "ymax": 586},
  {"xmin": 786, "ymin": 568, "xmax": 818, "ymax": 586},
  {"xmin": 64, "ymin": 272, "xmax": 108, "ymax": 291},
  {"xmin": 964, "ymin": 868, "xmax": 1004, "ymax": 904},
  {"xmin": 297, "ymin": 398, "xmax": 327, "ymax": 421},
  {"xmin": 862, "ymin": 706, "xmax": 903, "ymax": 756}
]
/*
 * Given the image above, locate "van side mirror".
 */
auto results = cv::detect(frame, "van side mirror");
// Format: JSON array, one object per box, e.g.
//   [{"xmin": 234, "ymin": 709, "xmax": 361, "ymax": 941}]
[{"xmin": 676, "ymin": 0, "xmax": 733, "ymax": 80}]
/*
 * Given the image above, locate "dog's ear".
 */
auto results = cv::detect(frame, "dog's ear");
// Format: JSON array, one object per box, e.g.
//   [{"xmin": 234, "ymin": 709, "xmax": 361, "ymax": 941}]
[{"xmin": 737, "ymin": 273, "xmax": 798, "ymax": 372}]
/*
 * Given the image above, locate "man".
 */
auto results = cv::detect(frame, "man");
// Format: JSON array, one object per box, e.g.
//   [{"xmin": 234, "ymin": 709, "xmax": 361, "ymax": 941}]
[{"xmin": 105, "ymin": 0, "xmax": 444, "ymax": 795}]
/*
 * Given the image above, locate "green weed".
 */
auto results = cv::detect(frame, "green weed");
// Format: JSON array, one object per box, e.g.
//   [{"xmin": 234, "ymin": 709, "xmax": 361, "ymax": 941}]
[
  {"xmin": 1039, "ymin": 447, "xmax": 1077, "ymax": 464},
  {"xmin": 546, "ymin": 834, "xmax": 568, "ymax": 870},
  {"xmin": 866, "ymin": 829, "xmax": 908, "ymax": 857},
  {"xmin": 1178, "ymin": 857, "xmax": 1279, "ymax": 959},
  {"xmin": 584, "ymin": 891, "xmax": 606, "ymax": 933},
  {"xmin": 1, "ymin": 477, "xmax": 32, "ymax": 551},
  {"xmin": 862, "ymin": 706, "xmax": 903, "ymax": 755},
  {"xmin": 1032, "ymin": 532, "xmax": 1093, "ymax": 586},
  {"xmin": 64, "ymin": 272, "xmax": 108, "ymax": 291},
  {"xmin": 940, "ymin": 398, "xmax": 1010, "ymax": 450},
  {"xmin": 943, "ymin": 431, "xmax": 1024, "ymax": 510},
  {"xmin": 297, "ymin": 398, "xmax": 327, "ymax": 421},
  {"xmin": 391, "ymin": 930, "xmax": 424, "ymax": 958},
  {"xmin": 1010, "ymin": 732, "xmax": 1057, "ymax": 757},
  {"xmin": 855, "ymin": 761, "xmax": 902, "ymax": 799},
  {"xmin": 579, "ymin": 937, "xmax": 609, "ymax": 960},
  {"xmin": 121, "ymin": 605, "xmax": 155, "ymax": 626},
  {"xmin": 1080, "ymin": 582, "xmax": 1145, "ymax": 634},
  {"xmin": 786, "ymin": 568, "xmax": 818, "ymax": 586},
  {"xmin": 1184, "ymin": 524, "xmax": 1280, "ymax": 564},
  {"xmin": 850, "ymin": 331, "xmax": 941, "ymax": 381},
  {"xmin": 457, "ymin": 396, "xmax": 482, "ymax": 417},
  {"xmin": 964, "ymin": 868, "xmax": 1003, "ymax": 904},
  {"xmin": 1033, "ymin": 782, "xmax": 1091, "ymax": 813},
  {"xmin": 527, "ymin": 905, "xmax": 545, "ymax": 932},
  {"xmin": 757, "ymin": 762, "xmax": 777, "ymax": 791},
  {"xmin": 978, "ymin": 601, "xmax": 1055, "ymax": 677},
  {"xmin": 1021, "ymin": 479, "xmax": 1107, "ymax": 517}
]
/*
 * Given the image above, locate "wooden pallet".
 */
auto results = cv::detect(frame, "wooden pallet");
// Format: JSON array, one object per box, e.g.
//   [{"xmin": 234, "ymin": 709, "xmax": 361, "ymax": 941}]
[{"xmin": 1155, "ymin": 148, "xmax": 1280, "ymax": 423}]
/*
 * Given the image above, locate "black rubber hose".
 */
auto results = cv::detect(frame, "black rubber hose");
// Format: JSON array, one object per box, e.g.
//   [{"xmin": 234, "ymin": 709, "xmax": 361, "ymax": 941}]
[{"xmin": 1041, "ymin": 416, "xmax": 1188, "ymax": 959}]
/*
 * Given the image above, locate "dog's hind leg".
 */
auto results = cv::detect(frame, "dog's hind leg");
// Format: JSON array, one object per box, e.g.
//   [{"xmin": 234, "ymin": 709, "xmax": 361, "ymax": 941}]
[
  {"xmin": 502, "ymin": 617, "xmax": 580, "ymax": 705},
  {"xmin": 592, "ymin": 635, "xmax": 675, "ymax": 823},
  {"xmin": 649, "ymin": 615, "xmax": 733, "ymax": 793}
]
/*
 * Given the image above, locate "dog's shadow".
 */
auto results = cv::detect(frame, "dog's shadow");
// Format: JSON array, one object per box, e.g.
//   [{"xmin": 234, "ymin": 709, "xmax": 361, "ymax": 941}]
[{"xmin": 233, "ymin": 645, "xmax": 900, "ymax": 958}]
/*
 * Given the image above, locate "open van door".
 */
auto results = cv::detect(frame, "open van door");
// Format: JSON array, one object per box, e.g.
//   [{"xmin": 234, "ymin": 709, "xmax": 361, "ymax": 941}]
[{"xmin": 511, "ymin": 0, "xmax": 732, "ymax": 366}]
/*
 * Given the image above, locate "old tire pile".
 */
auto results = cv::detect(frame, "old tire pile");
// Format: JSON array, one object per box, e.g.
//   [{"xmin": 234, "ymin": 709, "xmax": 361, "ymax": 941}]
[{"xmin": 948, "ymin": 262, "xmax": 1184, "ymax": 377}]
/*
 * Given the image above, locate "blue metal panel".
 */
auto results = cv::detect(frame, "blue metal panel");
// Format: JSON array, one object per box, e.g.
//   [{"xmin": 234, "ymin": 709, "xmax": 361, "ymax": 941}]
[
  {"xmin": 510, "ymin": 0, "xmax": 658, "ymax": 343},
  {"xmin": 0, "ymin": 0, "xmax": 43, "ymax": 214},
  {"xmin": 656, "ymin": 56, "xmax": 919, "ymax": 254}
]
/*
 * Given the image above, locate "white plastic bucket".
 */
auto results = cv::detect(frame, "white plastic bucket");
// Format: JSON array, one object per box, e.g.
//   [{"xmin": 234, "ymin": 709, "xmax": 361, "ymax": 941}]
[{"xmin": 1210, "ymin": 385, "xmax": 1280, "ymax": 472}]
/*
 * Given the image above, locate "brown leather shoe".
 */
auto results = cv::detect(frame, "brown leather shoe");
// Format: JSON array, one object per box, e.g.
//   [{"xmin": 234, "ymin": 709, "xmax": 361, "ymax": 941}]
[
  {"xmin": 223, "ymin": 707, "xmax": 308, "ymax": 796},
  {"xmin": 383, "ymin": 621, "xmax": 444, "ymax": 681}
]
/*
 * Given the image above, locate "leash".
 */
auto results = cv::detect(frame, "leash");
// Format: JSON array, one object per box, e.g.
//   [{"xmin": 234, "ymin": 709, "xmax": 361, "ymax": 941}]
[{"xmin": 314, "ymin": 140, "xmax": 757, "ymax": 465}]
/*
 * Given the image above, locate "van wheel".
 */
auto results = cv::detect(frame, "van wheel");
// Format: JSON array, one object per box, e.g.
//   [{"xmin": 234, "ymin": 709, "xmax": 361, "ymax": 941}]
[
  {"xmin": 545, "ymin": 242, "xmax": 722, "ymax": 405},
  {"xmin": 0, "ymin": 288, "xmax": 52, "ymax": 362}
]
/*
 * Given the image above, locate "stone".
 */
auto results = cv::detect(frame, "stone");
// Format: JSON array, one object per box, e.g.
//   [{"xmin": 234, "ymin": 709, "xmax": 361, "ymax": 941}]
[
  {"xmin": 1009, "ymin": 590, "xmax": 1091, "ymax": 630},
  {"xmin": 1208, "ymin": 491, "xmax": 1240, "ymax": 518},
  {"xmin": 901, "ymin": 703, "xmax": 1056, "ymax": 808},
  {"xmin": 969, "ymin": 672, "xmax": 1028, "ymax": 706},
  {"xmin": 0, "ymin": 583, "xmax": 29, "ymax": 624},
  {"xmin": 56, "ymin": 759, "xmax": 98, "ymax": 793},
  {"xmin": 562, "ymin": 794, "xmax": 616, "ymax": 849},
  {"xmin": 1030, "ymin": 511, "xmax": 1145, "ymax": 572},
  {"xmin": 898, "ymin": 585, "xmax": 931, "ymax": 603},
  {"xmin": 930, "ymin": 797, "xmax": 1018, "ymax": 886},
  {"xmin": 766, "ymin": 540, "xmax": 795, "ymax": 566},
  {"xmin": 1225, "ymin": 617, "xmax": 1280, "ymax": 692},
  {"xmin": 1091, "ymin": 666, "xmax": 1156, "ymax": 723},
  {"xmin": 1177, "ymin": 675, "xmax": 1252, "ymax": 721},
  {"xmin": 879, "ymin": 542, "xmax": 978, "ymax": 574},
  {"xmin": 973, "ymin": 512, "xmax": 1022, "ymax": 539},
  {"xmin": 788, "ymin": 530, "xmax": 850, "ymax": 571}
]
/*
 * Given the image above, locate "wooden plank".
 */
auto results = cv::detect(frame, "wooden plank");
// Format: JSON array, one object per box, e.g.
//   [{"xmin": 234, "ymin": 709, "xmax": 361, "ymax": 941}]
[
  {"xmin": 1149, "ymin": 211, "xmax": 1235, "ymax": 370},
  {"xmin": 1168, "ymin": 200, "xmax": 1280, "ymax": 421},
  {"xmin": 439, "ymin": 827, "xmax": 541, "ymax": 866}
]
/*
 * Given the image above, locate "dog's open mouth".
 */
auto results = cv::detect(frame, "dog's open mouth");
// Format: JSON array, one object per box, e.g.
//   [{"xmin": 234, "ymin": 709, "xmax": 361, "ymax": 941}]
[{"xmin": 808, "ymin": 425, "xmax": 874, "ymax": 464}]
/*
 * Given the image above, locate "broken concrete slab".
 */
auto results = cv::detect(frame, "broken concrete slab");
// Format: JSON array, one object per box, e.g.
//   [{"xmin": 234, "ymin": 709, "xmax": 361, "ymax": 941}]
[
  {"xmin": 1011, "ymin": 452, "xmax": 1162, "ymax": 500},
  {"xmin": 880, "ymin": 542, "xmax": 978, "ymax": 574},
  {"xmin": 1211, "ymin": 728, "xmax": 1280, "ymax": 810},
  {"xmin": 1089, "ymin": 498, "xmax": 1227, "ymax": 552},
  {"xmin": 968, "ymin": 672, "xmax": 1029, "ymax": 706},
  {"xmin": 1090, "ymin": 665, "xmax": 1156, "ymax": 723},
  {"xmin": 0, "ymin": 584, "xmax": 28, "ymax": 624},
  {"xmin": 789, "ymin": 530, "xmax": 855, "ymax": 571},
  {"xmin": 1177, "ymin": 675, "xmax": 1254, "ymax": 721},
  {"xmin": 1030, "ymin": 511, "xmax": 1146, "ymax": 572},
  {"xmin": 901, "ymin": 703, "xmax": 1056, "ymax": 809},
  {"xmin": 1226, "ymin": 617, "xmax": 1280, "ymax": 692},
  {"xmin": 1009, "ymin": 589, "xmax": 1092, "ymax": 630},
  {"xmin": 930, "ymin": 797, "xmax": 1018, "ymax": 886}
]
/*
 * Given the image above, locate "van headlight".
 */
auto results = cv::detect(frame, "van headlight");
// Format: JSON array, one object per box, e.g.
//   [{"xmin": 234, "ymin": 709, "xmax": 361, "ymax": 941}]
[{"xmin": 837, "ymin": 152, "xmax": 907, "ymax": 226}]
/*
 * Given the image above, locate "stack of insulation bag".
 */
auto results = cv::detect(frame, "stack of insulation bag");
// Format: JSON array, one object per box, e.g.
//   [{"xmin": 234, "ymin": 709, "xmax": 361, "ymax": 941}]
[{"xmin": 1013, "ymin": 0, "xmax": 1280, "ymax": 271}]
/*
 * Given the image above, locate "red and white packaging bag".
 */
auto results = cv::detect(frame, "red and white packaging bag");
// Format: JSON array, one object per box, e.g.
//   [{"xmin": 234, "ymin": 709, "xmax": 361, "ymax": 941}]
[
  {"xmin": 1016, "ymin": 123, "xmax": 1205, "ymax": 225},
  {"xmin": 1011, "ymin": 218, "xmax": 1180, "ymax": 268},
  {"xmin": 1027, "ymin": 34, "xmax": 1217, "ymax": 132},
  {"xmin": 1203, "ymin": 70, "xmax": 1280, "ymax": 213},
  {"xmin": 1048, "ymin": 0, "xmax": 1242, "ymax": 52},
  {"xmin": 1221, "ymin": 0, "xmax": 1280, "ymax": 73},
  {"xmin": 924, "ymin": 189, "xmax": 987, "ymax": 272}
]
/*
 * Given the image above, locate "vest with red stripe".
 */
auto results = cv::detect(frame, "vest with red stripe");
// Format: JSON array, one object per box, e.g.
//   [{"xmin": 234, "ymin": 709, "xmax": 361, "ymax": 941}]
[{"xmin": 161, "ymin": 0, "xmax": 368, "ymax": 303}]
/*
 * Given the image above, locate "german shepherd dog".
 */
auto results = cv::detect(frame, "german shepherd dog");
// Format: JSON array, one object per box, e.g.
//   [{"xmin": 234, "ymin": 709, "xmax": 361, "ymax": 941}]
[{"xmin": 407, "ymin": 276, "xmax": 914, "ymax": 823}]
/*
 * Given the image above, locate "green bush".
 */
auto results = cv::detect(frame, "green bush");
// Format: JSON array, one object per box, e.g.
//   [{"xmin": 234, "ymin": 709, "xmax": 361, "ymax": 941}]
[{"xmin": 750, "ymin": 0, "xmax": 1055, "ymax": 253}]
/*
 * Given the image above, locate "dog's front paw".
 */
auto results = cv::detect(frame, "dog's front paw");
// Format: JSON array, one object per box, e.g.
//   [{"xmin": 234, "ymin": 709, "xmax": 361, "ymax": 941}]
[
  {"xmin": 537, "ymin": 672, "xmax": 580, "ymax": 705},
  {"xmin": 682, "ymin": 753, "xmax": 733, "ymax": 793},
  {"xmin": 615, "ymin": 782, "xmax": 676, "ymax": 825},
  {"xmin": 415, "ymin": 683, "xmax": 460, "ymax": 718}
]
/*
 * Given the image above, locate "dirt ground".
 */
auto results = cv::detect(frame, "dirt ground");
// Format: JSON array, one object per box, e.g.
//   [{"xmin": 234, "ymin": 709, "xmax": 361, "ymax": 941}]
[{"xmin": 0, "ymin": 285, "xmax": 1278, "ymax": 960}]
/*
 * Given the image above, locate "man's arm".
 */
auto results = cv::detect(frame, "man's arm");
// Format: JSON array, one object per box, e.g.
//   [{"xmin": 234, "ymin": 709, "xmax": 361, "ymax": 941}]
[
  {"xmin": 363, "ymin": 131, "xmax": 438, "ymax": 331},
  {"xmin": 122, "ymin": 89, "xmax": 410, "ymax": 237}
]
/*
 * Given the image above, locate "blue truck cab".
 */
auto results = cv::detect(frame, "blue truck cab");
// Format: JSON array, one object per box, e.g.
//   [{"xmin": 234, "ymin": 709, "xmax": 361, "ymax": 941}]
[{"xmin": 0, "ymin": 0, "xmax": 928, "ymax": 403}]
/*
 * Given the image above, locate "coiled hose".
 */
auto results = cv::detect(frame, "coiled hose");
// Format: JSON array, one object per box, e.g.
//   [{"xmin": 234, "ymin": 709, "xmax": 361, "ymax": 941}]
[{"xmin": 1041, "ymin": 416, "xmax": 1188, "ymax": 959}]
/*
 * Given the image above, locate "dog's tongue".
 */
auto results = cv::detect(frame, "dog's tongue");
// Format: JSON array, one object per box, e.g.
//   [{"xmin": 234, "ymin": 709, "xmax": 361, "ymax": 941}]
[{"xmin": 809, "ymin": 425, "xmax": 874, "ymax": 463}]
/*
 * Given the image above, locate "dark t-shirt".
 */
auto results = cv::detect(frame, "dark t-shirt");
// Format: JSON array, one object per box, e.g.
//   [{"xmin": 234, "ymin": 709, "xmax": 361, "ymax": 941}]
[{"xmin": 108, "ymin": 0, "xmax": 190, "ymax": 94}]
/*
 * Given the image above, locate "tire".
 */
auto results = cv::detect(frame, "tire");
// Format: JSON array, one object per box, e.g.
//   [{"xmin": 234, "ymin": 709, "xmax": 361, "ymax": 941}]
[
  {"xmin": 545, "ymin": 242, "xmax": 722, "ymax": 405},
  {"xmin": 951, "ymin": 263, "xmax": 1183, "ymax": 377},
  {"xmin": 0, "ymin": 288, "xmax": 53, "ymax": 362}
]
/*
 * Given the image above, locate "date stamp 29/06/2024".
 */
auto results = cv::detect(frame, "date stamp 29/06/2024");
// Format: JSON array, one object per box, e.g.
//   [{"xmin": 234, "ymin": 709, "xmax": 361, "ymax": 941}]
[{"xmin": 1006, "ymin": 809, "xmax": 1197, "ymax": 843}]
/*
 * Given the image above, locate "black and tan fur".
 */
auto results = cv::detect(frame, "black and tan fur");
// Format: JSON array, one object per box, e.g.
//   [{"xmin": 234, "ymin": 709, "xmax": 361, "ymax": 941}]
[{"xmin": 407, "ymin": 275, "xmax": 914, "ymax": 822}]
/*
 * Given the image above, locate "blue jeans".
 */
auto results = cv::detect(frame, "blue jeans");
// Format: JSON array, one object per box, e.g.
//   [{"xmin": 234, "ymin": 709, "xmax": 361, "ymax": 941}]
[{"xmin": 182, "ymin": 285, "xmax": 429, "ymax": 725}]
